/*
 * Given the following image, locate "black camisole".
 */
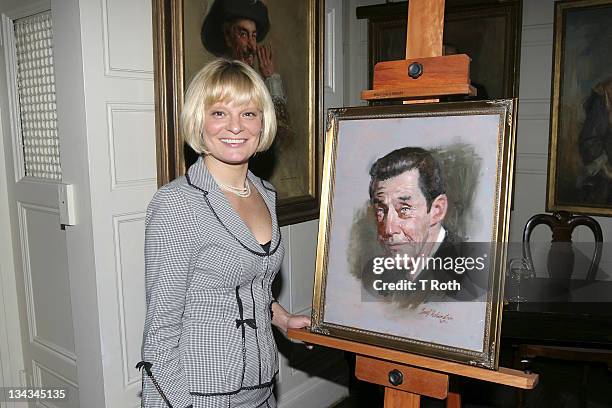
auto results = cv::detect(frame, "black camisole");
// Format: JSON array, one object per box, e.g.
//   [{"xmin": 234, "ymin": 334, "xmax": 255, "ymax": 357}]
[{"xmin": 260, "ymin": 240, "xmax": 271, "ymax": 254}]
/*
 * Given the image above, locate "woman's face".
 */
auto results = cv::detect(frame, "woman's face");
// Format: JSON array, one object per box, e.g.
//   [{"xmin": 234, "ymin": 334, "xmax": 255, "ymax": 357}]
[{"xmin": 203, "ymin": 99, "xmax": 262, "ymax": 166}]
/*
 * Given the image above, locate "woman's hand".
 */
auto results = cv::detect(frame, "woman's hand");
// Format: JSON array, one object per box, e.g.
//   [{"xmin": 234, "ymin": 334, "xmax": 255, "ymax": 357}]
[
  {"xmin": 271, "ymin": 302, "xmax": 313, "ymax": 349},
  {"xmin": 286, "ymin": 314, "xmax": 311, "ymax": 331},
  {"xmin": 286, "ymin": 314, "xmax": 313, "ymax": 350}
]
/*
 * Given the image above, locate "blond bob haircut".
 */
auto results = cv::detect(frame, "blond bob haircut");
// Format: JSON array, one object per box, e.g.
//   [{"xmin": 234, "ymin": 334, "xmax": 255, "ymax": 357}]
[{"xmin": 181, "ymin": 59, "xmax": 277, "ymax": 155}]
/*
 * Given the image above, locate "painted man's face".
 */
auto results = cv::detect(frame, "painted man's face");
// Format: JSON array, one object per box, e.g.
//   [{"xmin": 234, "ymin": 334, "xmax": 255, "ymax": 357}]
[
  {"xmin": 371, "ymin": 169, "xmax": 447, "ymax": 258},
  {"xmin": 224, "ymin": 18, "xmax": 257, "ymax": 67}
]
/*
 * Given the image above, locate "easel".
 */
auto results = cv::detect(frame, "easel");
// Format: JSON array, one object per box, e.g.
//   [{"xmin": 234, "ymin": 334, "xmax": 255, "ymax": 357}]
[
  {"xmin": 361, "ymin": 0, "xmax": 474, "ymax": 103},
  {"xmin": 288, "ymin": 329, "xmax": 537, "ymax": 408},
  {"xmin": 288, "ymin": 1, "xmax": 538, "ymax": 406}
]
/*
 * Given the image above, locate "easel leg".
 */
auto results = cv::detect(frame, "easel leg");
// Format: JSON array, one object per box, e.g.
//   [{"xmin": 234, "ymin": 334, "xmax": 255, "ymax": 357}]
[
  {"xmin": 446, "ymin": 391, "xmax": 461, "ymax": 408},
  {"xmin": 384, "ymin": 387, "xmax": 420, "ymax": 408}
]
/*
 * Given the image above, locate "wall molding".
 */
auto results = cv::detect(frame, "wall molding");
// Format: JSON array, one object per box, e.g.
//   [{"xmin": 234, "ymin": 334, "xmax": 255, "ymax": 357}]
[
  {"xmin": 325, "ymin": 8, "xmax": 336, "ymax": 93},
  {"xmin": 518, "ymin": 98, "xmax": 550, "ymax": 121},
  {"xmin": 106, "ymin": 102, "xmax": 157, "ymax": 190},
  {"xmin": 516, "ymin": 153, "xmax": 548, "ymax": 175},
  {"xmin": 33, "ymin": 360, "xmax": 78, "ymax": 408},
  {"xmin": 521, "ymin": 23, "xmax": 553, "ymax": 48},
  {"xmin": 278, "ymin": 369, "xmax": 347, "ymax": 408},
  {"xmin": 101, "ymin": 0, "xmax": 153, "ymax": 79},
  {"xmin": 112, "ymin": 212, "xmax": 146, "ymax": 388}
]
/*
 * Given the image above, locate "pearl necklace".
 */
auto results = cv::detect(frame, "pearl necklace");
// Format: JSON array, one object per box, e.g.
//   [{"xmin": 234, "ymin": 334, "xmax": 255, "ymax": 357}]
[{"xmin": 217, "ymin": 179, "xmax": 251, "ymax": 198}]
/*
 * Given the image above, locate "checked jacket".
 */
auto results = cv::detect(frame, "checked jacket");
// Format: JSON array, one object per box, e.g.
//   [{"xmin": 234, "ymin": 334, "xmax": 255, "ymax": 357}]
[{"xmin": 141, "ymin": 156, "xmax": 284, "ymax": 408}]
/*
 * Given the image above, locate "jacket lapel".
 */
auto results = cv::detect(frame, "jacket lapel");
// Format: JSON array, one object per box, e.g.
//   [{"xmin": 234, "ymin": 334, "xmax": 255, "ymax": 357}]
[
  {"xmin": 248, "ymin": 171, "xmax": 281, "ymax": 253},
  {"xmin": 187, "ymin": 156, "xmax": 280, "ymax": 255}
]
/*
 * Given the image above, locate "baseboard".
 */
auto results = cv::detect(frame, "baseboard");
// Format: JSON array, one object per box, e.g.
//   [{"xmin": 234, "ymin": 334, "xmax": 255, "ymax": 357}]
[{"xmin": 277, "ymin": 374, "xmax": 348, "ymax": 408}]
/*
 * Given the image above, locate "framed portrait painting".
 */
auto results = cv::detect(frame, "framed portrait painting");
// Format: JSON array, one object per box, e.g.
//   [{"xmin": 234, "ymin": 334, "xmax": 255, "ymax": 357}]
[
  {"xmin": 311, "ymin": 100, "xmax": 516, "ymax": 368},
  {"xmin": 153, "ymin": 0, "xmax": 323, "ymax": 225},
  {"xmin": 547, "ymin": 0, "xmax": 612, "ymax": 216}
]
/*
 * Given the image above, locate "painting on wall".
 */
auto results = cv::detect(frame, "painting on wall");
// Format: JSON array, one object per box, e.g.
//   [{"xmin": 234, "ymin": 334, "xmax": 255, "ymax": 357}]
[
  {"xmin": 311, "ymin": 100, "xmax": 516, "ymax": 369},
  {"xmin": 547, "ymin": 0, "xmax": 612, "ymax": 216},
  {"xmin": 153, "ymin": 0, "xmax": 323, "ymax": 225}
]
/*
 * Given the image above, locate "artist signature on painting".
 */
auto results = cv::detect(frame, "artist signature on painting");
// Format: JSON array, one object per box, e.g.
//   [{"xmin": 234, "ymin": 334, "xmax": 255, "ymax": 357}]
[{"xmin": 418, "ymin": 307, "xmax": 453, "ymax": 324}]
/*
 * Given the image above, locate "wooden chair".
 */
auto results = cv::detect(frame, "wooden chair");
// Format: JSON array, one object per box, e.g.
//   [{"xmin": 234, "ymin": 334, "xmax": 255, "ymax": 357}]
[
  {"xmin": 522, "ymin": 211, "xmax": 602, "ymax": 280},
  {"xmin": 516, "ymin": 211, "xmax": 609, "ymax": 407}
]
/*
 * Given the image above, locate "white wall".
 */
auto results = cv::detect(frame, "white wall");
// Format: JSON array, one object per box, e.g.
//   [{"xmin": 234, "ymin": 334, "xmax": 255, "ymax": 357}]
[
  {"xmin": 276, "ymin": 221, "xmax": 348, "ymax": 408},
  {"xmin": 344, "ymin": 0, "xmax": 382, "ymax": 106},
  {"xmin": 509, "ymin": 0, "xmax": 557, "ymax": 270}
]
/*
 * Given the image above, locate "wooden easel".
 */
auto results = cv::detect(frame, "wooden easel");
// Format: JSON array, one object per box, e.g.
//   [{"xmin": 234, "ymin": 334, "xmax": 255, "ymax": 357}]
[
  {"xmin": 361, "ymin": 0, "xmax": 475, "ymax": 103},
  {"xmin": 288, "ymin": 1, "xmax": 538, "ymax": 406},
  {"xmin": 288, "ymin": 329, "xmax": 537, "ymax": 408}
]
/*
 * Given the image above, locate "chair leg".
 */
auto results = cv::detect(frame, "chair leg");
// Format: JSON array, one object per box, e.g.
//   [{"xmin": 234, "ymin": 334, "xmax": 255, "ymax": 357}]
[
  {"xmin": 580, "ymin": 363, "xmax": 589, "ymax": 408},
  {"xmin": 516, "ymin": 389, "xmax": 525, "ymax": 408}
]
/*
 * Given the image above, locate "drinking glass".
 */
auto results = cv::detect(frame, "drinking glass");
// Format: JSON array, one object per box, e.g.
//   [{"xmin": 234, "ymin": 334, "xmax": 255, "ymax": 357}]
[{"xmin": 506, "ymin": 257, "xmax": 534, "ymax": 303}]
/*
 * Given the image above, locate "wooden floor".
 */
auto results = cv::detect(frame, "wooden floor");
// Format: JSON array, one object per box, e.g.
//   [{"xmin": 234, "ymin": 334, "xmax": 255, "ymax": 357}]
[
  {"xmin": 329, "ymin": 396, "xmax": 360, "ymax": 408},
  {"xmin": 329, "ymin": 394, "xmax": 451, "ymax": 408}
]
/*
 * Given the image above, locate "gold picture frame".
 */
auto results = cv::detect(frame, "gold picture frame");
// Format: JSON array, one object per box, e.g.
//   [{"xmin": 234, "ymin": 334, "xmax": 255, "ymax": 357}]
[
  {"xmin": 311, "ymin": 101, "xmax": 516, "ymax": 369},
  {"xmin": 547, "ymin": 0, "xmax": 612, "ymax": 216},
  {"xmin": 152, "ymin": 0, "xmax": 324, "ymax": 225}
]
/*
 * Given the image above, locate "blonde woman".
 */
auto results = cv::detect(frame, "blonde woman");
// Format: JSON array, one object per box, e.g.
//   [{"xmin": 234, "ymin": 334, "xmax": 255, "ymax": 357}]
[{"xmin": 139, "ymin": 59, "xmax": 310, "ymax": 408}]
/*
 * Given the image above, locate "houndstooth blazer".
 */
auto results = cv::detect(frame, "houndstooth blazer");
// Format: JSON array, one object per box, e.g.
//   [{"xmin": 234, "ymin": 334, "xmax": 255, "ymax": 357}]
[{"xmin": 141, "ymin": 156, "xmax": 284, "ymax": 408}]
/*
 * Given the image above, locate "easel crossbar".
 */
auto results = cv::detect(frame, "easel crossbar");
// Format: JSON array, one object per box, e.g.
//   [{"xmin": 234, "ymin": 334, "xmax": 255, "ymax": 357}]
[{"xmin": 288, "ymin": 329, "xmax": 538, "ymax": 390}]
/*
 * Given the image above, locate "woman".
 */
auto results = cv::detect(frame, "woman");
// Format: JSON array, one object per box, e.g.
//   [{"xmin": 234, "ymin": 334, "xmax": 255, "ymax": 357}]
[{"xmin": 139, "ymin": 59, "xmax": 311, "ymax": 408}]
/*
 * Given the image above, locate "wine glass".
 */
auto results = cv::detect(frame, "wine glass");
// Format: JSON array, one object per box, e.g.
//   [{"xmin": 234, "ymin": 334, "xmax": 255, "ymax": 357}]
[{"xmin": 506, "ymin": 257, "xmax": 533, "ymax": 303}]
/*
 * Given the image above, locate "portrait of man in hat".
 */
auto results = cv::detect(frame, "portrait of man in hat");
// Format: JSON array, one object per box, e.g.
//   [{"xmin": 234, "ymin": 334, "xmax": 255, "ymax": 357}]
[
  {"xmin": 200, "ymin": 0, "xmax": 290, "ymax": 132},
  {"xmin": 182, "ymin": 0, "xmax": 312, "ymax": 200}
]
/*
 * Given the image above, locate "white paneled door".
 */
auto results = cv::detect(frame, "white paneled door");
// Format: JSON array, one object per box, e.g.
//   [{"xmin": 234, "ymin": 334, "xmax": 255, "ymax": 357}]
[
  {"xmin": 76, "ymin": 0, "xmax": 155, "ymax": 404},
  {"xmin": 0, "ymin": 1, "xmax": 79, "ymax": 407}
]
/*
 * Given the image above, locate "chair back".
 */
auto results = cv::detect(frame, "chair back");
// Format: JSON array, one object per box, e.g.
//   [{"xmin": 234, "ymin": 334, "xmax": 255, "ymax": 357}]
[{"xmin": 522, "ymin": 211, "xmax": 603, "ymax": 280}]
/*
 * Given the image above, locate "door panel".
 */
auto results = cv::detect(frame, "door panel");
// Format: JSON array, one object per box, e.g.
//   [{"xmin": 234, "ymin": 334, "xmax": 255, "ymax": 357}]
[
  {"xmin": 17, "ymin": 203, "xmax": 75, "ymax": 359},
  {"xmin": 33, "ymin": 361, "xmax": 79, "ymax": 408}
]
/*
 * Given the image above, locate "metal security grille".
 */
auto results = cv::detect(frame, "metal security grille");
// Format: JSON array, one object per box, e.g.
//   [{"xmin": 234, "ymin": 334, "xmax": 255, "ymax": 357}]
[{"xmin": 14, "ymin": 11, "xmax": 62, "ymax": 180}]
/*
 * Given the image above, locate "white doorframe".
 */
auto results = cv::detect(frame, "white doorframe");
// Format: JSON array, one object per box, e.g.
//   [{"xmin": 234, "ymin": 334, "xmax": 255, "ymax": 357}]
[{"xmin": 0, "ymin": 108, "xmax": 26, "ymax": 406}]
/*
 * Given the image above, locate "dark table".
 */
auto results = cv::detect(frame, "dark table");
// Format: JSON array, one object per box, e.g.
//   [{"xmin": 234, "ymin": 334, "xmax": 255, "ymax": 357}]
[{"xmin": 501, "ymin": 277, "xmax": 612, "ymax": 348}]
